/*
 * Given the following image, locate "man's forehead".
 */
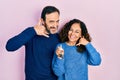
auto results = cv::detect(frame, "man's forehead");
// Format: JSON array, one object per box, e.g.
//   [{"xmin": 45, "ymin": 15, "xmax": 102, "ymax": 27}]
[
  {"xmin": 46, "ymin": 17, "xmax": 59, "ymax": 22},
  {"xmin": 46, "ymin": 12, "xmax": 59, "ymax": 18}
]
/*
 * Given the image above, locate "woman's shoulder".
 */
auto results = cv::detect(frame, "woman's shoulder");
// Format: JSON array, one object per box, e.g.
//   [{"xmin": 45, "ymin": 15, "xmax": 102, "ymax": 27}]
[
  {"xmin": 57, "ymin": 42, "xmax": 65, "ymax": 45},
  {"xmin": 57, "ymin": 42, "xmax": 66, "ymax": 47}
]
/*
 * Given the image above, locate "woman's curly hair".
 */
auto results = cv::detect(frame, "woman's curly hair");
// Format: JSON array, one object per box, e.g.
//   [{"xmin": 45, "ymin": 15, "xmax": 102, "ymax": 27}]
[{"xmin": 59, "ymin": 19, "xmax": 92, "ymax": 52}]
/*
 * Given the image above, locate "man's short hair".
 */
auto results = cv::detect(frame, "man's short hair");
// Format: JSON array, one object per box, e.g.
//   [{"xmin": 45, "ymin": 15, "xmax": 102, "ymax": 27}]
[{"xmin": 41, "ymin": 6, "xmax": 60, "ymax": 21}]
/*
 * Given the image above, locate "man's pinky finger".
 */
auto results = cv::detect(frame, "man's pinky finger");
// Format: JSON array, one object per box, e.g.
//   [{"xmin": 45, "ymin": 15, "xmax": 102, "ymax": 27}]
[{"xmin": 43, "ymin": 34, "xmax": 49, "ymax": 38}]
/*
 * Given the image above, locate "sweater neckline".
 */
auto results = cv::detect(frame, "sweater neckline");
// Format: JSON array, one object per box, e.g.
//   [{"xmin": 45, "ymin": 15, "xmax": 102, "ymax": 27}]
[{"xmin": 65, "ymin": 42, "xmax": 76, "ymax": 47}]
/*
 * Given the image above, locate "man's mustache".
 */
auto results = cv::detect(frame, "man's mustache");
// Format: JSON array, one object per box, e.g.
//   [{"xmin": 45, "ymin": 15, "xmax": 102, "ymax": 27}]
[{"xmin": 50, "ymin": 27, "xmax": 56, "ymax": 29}]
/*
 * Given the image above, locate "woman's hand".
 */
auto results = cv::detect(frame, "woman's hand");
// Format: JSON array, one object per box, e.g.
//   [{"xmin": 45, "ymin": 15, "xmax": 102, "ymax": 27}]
[
  {"xmin": 76, "ymin": 36, "xmax": 89, "ymax": 46},
  {"xmin": 56, "ymin": 45, "xmax": 64, "ymax": 59}
]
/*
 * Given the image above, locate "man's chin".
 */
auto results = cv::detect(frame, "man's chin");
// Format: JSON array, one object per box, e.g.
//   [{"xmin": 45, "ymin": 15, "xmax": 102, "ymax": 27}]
[{"xmin": 50, "ymin": 30, "xmax": 57, "ymax": 34}]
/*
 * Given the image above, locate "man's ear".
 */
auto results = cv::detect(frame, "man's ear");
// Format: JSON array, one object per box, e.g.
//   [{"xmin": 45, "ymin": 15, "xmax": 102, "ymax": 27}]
[{"xmin": 40, "ymin": 18, "xmax": 45, "ymax": 25}]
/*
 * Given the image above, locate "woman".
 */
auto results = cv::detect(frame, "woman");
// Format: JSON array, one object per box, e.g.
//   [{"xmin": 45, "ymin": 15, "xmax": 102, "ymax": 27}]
[{"xmin": 52, "ymin": 19, "xmax": 101, "ymax": 80}]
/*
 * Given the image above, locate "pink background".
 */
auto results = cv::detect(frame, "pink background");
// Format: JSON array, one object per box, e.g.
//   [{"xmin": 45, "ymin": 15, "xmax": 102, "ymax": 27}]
[{"xmin": 0, "ymin": 0, "xmax": 120, "ymax": 80}]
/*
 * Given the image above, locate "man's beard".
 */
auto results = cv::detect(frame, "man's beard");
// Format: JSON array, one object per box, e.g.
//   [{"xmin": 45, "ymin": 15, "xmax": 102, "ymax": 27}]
[
  {"xmin": 45, "ymin": 23, "xmax": 58, "ymax": 34},
  {"xmin": 44, "ymin": 23, "xmax": 50, "ymax": 33}
]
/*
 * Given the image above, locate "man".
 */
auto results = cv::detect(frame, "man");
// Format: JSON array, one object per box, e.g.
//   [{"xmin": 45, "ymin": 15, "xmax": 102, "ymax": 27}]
[{"xmin": 6, "ymin": 6, "xmax": 60, "ymax": 80}]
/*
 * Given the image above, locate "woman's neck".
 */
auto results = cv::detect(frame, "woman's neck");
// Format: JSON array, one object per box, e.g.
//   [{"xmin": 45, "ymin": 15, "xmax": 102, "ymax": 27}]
[{"xmin": 66, "ymin": 41, "xmax": 76, "ymax": 46}]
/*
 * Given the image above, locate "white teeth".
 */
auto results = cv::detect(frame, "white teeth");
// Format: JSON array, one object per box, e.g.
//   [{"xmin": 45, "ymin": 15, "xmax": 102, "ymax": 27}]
[{"xmin": 70, "ymin": 36, "xmax": 75, "ymax": 39}]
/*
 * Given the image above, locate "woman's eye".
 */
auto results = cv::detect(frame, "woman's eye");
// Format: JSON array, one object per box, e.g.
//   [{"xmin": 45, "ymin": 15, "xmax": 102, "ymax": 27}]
[{"xmin": 75, "ymin": 31, "xmax": 80, "ymax": 33}]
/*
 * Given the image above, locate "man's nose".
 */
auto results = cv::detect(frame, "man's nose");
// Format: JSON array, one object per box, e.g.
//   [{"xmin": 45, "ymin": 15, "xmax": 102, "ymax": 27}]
[{"xmin": 53, "ymin": 22, "xmax": 58, "ymax": 27}]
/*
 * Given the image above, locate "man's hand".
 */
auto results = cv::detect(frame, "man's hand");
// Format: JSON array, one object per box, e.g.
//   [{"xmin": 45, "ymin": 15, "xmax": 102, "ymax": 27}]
[{"xmin": 34, "ymin": 19, "xmax": 49, "ymax": 37}]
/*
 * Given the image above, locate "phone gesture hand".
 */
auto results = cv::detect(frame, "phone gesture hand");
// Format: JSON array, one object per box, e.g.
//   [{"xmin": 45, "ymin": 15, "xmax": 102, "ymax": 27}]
[
  {"xmin": 76, "ymin": 36, "xmax": 89, "ymax": 46},
  {"xmin": 34, "ymin": 19, "xmax": 49, "ymax": 37}
]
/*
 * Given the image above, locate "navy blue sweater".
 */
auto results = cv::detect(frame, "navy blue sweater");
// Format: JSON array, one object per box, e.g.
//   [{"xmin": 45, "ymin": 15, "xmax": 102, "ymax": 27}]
[{"xmin": 6, "ymin": 27, "xmax": 60, "ymax": 80}]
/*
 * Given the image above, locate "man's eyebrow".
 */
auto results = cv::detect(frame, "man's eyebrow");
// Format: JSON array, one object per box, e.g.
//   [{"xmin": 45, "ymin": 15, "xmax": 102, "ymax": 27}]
[
  {"xmin": 49, "ymin": 20, "xmax": 55, "ymax": 22},
  {"xmin": 57, "ymin": 20, "xmax": 59, "ymax": 22}
]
